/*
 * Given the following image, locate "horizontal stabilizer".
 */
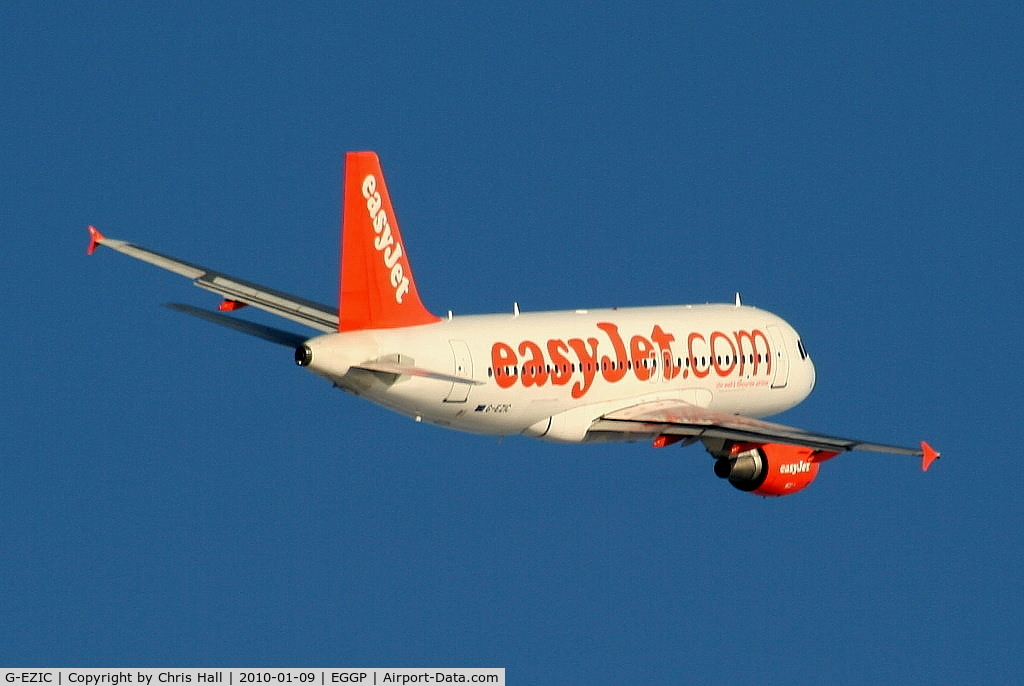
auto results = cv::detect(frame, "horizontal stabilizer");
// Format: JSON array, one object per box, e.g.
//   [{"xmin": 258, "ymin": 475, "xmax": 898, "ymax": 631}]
[{"xmin": 166, "ymin": 303, "xmax": 309, "ymax": 348}]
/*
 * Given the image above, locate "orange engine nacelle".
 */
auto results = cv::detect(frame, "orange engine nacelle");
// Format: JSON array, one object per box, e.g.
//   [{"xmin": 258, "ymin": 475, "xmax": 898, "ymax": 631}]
[{"xmin": 713, "ymin": 443, "xmax": 837, "ymax": 497}]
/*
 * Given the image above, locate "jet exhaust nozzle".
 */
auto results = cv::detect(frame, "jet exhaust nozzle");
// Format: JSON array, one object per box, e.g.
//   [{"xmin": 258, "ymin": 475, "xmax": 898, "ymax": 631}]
[{"xmin": 713, "ymin": 449, "xmax": 765, "ymax": 482}]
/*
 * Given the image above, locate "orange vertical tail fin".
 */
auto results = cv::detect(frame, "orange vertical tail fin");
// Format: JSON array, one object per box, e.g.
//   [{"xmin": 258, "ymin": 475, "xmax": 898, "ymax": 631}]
[{"xmin": 339, "ymin": 152, "xmax": 440, "ymax": 332}]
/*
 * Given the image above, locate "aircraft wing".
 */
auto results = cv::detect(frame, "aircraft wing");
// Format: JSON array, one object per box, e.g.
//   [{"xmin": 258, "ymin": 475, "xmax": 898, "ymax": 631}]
[
  {"xmin": 87, "ymin": 226, "xmax": 337, "ymax": 332},
  {"xmin": 590, "ymin": 399, "xmax": 939, "ymax": 470}
]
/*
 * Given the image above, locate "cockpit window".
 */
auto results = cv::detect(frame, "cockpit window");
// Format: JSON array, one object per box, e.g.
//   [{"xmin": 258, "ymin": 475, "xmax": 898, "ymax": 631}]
[{"xmin": 797, "ymin": 339, "xmax": 808, "ymax": 360}]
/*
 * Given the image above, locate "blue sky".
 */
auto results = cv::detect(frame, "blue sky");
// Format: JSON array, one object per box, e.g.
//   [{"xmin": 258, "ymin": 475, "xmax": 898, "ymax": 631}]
[{"xmin": 3, "ymin": 2, "xmax": 1022, "ymax": 682}]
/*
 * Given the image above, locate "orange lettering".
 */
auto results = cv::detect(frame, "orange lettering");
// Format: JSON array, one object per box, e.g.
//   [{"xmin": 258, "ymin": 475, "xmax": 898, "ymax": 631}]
[
  {"xmin": 596, "ymin": 322, "xmax": 628, "ymax": 383},
  {"xmin": 547, "ymin": 339, "xmax": 572, "ymax": 386},
  {"xmin": 491, "ymin": 342, "xmax": 518, "ymax": 388},
  {"xmin": 567, "ymin": 337, "xmax": 600, "ymax": 399},
  {"xmin": 490, "ymin": 323, "xmax": 771, "ymax": 398},
  {"xmin": 518, "ymin": 340, "xmax": 549, "ymax": 387},
  {"xmin": 733, "ymin": 329, "xmax": 771, "ymax": 376},
  {"xmin": 710, "ymin": 331, "xmax": 737, "ymax": 377},
  {"xmin": 630, "ymin": 335, "xmax": 654, "ymax": 381},
  {"xmin": 688, "ymin": 332, "xmax": 709, "ymax": 378},
  {"xmin": 650, "ymin": 325, "xmax": 678, "ymax": 380}
]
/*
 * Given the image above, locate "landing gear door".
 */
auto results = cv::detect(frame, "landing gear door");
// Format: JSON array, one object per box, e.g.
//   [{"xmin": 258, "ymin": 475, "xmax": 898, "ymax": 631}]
[
  {"xmin": 445, "ymin": 340, "xmax": 473, "ymax": 403},
  {"xmin": 767, "ymin": 325, "xmax": 790, "ymax": 389}
]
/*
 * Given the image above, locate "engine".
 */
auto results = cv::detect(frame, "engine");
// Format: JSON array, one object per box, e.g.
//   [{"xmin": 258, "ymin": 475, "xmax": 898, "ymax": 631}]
[{"xmin": 712, "ymin": 442, "xmax": 834, "ymax": 497}]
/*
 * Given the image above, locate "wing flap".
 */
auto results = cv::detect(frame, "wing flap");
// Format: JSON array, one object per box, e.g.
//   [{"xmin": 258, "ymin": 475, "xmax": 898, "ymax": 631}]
[
  {"xmin": 88, "ymin": 227, "xmax": 338, "ymax": 332},
  {"xmin": 193, "ymin": 274, "xmax": 337, "ymax": 331}
]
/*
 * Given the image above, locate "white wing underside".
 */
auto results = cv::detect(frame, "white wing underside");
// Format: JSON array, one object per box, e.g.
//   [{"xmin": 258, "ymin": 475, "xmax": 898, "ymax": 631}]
[{"xmin": 594, "ymin": 399, "xmax": 928, "ymax": 457}]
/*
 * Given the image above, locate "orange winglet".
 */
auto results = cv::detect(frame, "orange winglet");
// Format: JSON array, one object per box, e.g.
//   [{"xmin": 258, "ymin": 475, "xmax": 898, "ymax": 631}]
[
  {"xmin": 86, "ymin": 225, "xmax": 105, "ymax": 255},
  {"xmin": 218, "ymin": 299, "xmax": 249, "ymax": 312},
  {"xmin": 921, "ymin": 442, "xmax": 940, "ymax": 472}
]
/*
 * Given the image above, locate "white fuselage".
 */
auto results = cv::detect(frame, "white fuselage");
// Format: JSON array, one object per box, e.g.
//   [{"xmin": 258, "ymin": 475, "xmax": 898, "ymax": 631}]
[{"xmin": 301, "ymin": 303, "xmax": 816, "ymax": 442}]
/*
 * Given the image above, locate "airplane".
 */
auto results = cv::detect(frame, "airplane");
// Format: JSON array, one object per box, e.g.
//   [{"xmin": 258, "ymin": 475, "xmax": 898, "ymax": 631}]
[{"xmin": 87, "ymin": 151, "xmax": 939, "ymax": 497}]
